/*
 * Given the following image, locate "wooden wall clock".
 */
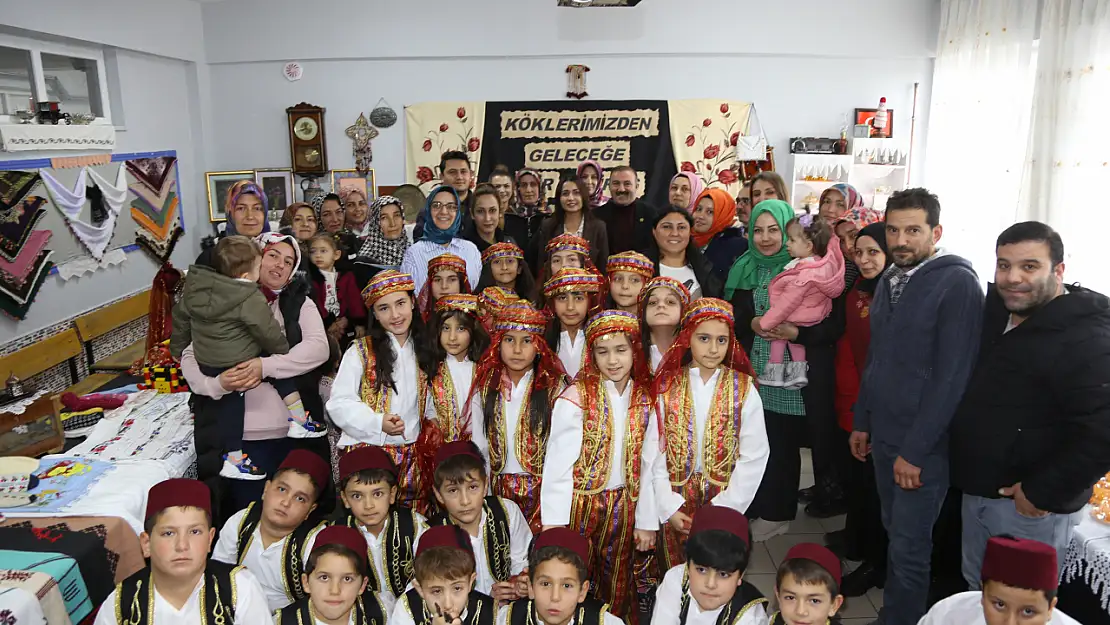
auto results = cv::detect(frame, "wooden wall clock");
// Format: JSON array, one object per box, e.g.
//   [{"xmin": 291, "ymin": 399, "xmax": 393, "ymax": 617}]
[{"xmin": 286, "ymin": 103, "xmax": 329, "ymax": 176}]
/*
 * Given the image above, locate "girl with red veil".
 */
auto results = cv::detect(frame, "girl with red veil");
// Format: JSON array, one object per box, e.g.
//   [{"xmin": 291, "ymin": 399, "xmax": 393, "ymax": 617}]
[
  {"xmin": 416, "ymin": 253, "xmax": 470, "ymax": 321},
  {"xmin": 542, "ymin": 267, "xmax": 604, "ymax": 381}
]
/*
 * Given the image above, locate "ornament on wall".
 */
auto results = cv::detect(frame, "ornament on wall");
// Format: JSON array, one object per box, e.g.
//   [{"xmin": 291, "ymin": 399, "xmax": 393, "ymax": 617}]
[
  {"xmin": 566, "ymin": 64, "xmax": 590, "ymax": 99},
  {"xmin": 346, "ymin": 113, "xmax": 379, "ymax": 176},
  {"xmin": 283, "ymin": 62, "xmax": 303, "ymax": 82},
  {"xmin": 369, "ymin": 98, "xmax": 398, "ymax": 129}
]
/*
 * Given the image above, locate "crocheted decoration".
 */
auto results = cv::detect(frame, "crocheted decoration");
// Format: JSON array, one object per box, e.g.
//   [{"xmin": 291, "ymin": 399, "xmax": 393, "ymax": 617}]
[
  {"xmin": 436, "ymin": 293, "xmax": 479, "ymax": 315},
  {"xmin": 543, "ymin": 267, "xmax": 603, "ymax": 297},
  {"xmin": 39, "ymin": 165, "xmax": 127, "ymax": 261},
  {"xmin": 361, "ymin": 269, "xmax": 415, "ymax": 305},
  {"xmin": 638, "ymin": 276, "xmax": 693, "ymax": 310},
  {"xmin": 481, "ymin": 242, "xmax": 524, "ymax": 265},
  {"xmin": 606, "ymin": 251, "xmax": 654, "ymax": 280}
]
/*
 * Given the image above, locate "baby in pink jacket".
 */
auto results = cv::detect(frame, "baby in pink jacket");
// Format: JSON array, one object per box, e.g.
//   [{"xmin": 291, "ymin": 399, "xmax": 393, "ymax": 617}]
[{"xmin": 759, "ymin": 214, "xmax": 845, "ymax": 389}]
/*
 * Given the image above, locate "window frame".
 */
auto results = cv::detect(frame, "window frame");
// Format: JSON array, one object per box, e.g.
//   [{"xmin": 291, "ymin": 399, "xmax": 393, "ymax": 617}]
[{"xmin": 0, "ymin": 32, "xmax": 113, "ymax": 126}]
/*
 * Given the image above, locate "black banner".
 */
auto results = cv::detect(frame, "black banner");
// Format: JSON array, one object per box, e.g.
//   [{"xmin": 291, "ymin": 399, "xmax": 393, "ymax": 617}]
[{"xmin": 476, "ymin": 99, "xmax": 677, "ymax": 209}]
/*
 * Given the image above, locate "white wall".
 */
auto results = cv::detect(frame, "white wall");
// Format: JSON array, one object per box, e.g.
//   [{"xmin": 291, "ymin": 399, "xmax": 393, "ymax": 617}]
[{"xmin": 203, "ymin": 0, "xmax": 938, "ymax": 187}]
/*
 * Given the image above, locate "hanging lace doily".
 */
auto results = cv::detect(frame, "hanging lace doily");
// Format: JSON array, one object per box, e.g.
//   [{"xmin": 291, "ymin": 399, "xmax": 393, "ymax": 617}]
[
  {"xmin": 0, "ymin": 389, "xmax": 48, "ymax": 415},
  {"xmin": 55, "ymin": 248, "xmax": 127, "ymax": 281},
  {"xmin": 39, "ymin": 164, "xmax": 126, "ymax": 261},
  {"xmin": 1063, "ymin": 507, "xmax": 1110, "ymax": 609}
]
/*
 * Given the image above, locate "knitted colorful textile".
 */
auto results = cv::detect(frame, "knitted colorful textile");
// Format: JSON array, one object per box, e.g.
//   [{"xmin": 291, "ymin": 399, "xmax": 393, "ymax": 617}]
[
  {"xmin": 435, "ymin": 293, "xmax": 479, "ymax": 315},
  {"xmin": 361, "ymin": 269, "xmax": 415, "ymax": 305},
  {"xmin": 606, "ymin": 251, "xmax": 654, "ymax": 280},
  {"xmin": 653, "ymin": 297, "xmax": 755, "ymax": 395},
  {"xmin": 481, "ymin": 241, "xmax": 524, "ymax": 265}
]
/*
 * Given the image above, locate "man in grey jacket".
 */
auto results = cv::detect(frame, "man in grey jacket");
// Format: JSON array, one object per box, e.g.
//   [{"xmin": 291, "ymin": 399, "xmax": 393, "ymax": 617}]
[{"xmin": 850, "ymin": 188, "xmax": 984, "ymax": 625}]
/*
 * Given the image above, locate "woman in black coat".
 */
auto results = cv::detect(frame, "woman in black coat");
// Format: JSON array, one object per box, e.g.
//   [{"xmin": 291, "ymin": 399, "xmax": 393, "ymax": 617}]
[{"xmin": 528, "ymin": 178, "xmax": 609, "ymax": 275}]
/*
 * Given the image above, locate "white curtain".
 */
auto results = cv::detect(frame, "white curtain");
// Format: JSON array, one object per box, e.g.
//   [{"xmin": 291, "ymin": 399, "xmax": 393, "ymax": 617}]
[
  {"xmin": 924, "ymin": 0, "xmax": 1038, "ymax": 282},
  {"xmin": 1023, "ymin": 0, "xmax": 1110, "ymax": 293}
]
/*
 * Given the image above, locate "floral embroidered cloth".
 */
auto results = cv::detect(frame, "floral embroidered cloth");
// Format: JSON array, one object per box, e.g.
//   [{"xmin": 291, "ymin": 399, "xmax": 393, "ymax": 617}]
[
  {"xmin": 0, "ymin": 568, "xmax": 74, "ymax": 625},
  {"xmin": 5, "ymin": 457, "xmax": 115, "ymax": 514}
]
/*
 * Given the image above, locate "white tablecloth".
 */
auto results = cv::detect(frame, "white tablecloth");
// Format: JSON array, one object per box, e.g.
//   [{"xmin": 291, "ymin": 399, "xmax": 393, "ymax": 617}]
[{"xmin": 1063, "ymin": 505, "xmax": 1110, "ymax": 609}]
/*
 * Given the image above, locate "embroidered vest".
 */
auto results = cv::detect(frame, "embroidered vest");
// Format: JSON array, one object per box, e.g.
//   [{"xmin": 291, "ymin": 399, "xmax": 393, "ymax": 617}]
[
  {"xmin": 401, "ymin": 588, "xmax": 495, "ymax": 625},
  {"xmin": 234, "ymin": 501, "xmax": 325, "ymax": 605},
  {"xmin": 355, "ymin": 336, "xmax": 428, "ymax": 417},
  {"xmin": 115, "ymin": 561, "xmax": 240, "ymax": 625},
  {"xmin": 274, "ymin": 592, "xmax": 386, "ymax": 625},
  {"xmin": 335, "ymin": 507, "xmax": 418, "ymax": 596},
  {"xmin": 679, "ymin": 572, "xmax": 766, "ymax": 625},
  {"xmin": 570, "ymin": 379, "xmax": 649, "ymax": 499},
  {"xmin": 506, "ymin": 597, "xmax": 609, "ymax": 625},
  {"xmin": 428, "ymin": 496, "xmax": 513, "ymax": 582},
  {"xmin": 487, "ymin": 380, "xmax": 561, "ymax": 477},
  {"xmin": 429, "ymin": 361, "xmax": 471, "ymax": 441},
  {"xmin": 663, "ymin": 369, "xmax": 749, "ymax": 489}
]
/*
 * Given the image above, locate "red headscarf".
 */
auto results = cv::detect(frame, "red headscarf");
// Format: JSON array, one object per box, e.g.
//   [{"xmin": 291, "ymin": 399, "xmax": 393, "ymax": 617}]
[
  {"xmin": 653, "ymin": 298, "xmax": 755, "ymax": 396},
  {"xmin": 691, "ymin": 189, "xmax": 738, "ymax": 248}
]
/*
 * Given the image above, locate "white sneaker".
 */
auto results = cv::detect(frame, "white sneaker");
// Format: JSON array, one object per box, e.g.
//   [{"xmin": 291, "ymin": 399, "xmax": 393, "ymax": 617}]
[
  {"xmin": 783, "ymin": 361, "xmax": 810, "ymax": 390},
  {"xmin": 759, "ymin": 362, "xmax": 786, "ymax": 387},
  {"xmin": 287, "ymin": 417, "xmax": 328, "ymax": 439},
  {"xmin": 219, "ymin": 454, "xmax": 267, "ymax": 481},
  {"xmin": 751, "ymin": 519, "xmax": 791, "ymax": 542}
]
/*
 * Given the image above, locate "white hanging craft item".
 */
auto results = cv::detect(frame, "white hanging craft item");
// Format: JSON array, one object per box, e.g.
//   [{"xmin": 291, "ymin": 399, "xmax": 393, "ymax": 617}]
[
  {"xmin": 39, "ymin": 163, "xmax": 126, "ymax": 261},
  {"xmin": 283, "ymin": 62, "xmax": 303, "ymax": 82},
  {"xmin": 566, "ymin": 64, "xmax": 590, "ymax": 99}
]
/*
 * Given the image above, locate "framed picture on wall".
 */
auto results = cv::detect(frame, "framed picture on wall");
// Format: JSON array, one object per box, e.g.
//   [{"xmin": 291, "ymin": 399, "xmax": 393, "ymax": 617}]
[
  {"xmin": 854, "ymin": 108, "xmax": 894, "ymax": 139},
  {"xmin": 254, "ymin": 168, "xmax": 294, "ymax": 215},
  {"xmin": 206, "ymin": 170, "xmax": 255, "ymax": 222},
  {"xmin": 330, "ymin": 169, "xmax": 377, "ymax": 201}
]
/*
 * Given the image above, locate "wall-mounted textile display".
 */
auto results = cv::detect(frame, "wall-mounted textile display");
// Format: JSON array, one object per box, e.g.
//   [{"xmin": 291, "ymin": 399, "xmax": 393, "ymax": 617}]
[
  {"xmin": 0, "ymin": 150, "xmax": 185, "ymax": 319},
  {"xmin": 405, "ymin": 102, "xmax": 486, "ymax": 195},
  {"xmin": 667, "ymin": 99, "xmax": 768, "ymax": 198}
]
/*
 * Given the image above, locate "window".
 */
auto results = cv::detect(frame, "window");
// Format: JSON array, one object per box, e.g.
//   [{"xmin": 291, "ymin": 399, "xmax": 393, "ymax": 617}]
[{"xmin": 0, "ymin": 33, "xmax": 113, "ymax": 124}]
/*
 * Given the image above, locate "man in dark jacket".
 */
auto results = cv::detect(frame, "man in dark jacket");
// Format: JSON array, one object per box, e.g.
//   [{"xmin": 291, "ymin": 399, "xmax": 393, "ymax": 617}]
[
  {"xmin": 950, "ymin": 221, "xmax": 1110, "ymax": 589},
  {"xmin": 594, "ymin": 166, "xmax": 655, "ymax": 254},
  {"xmin": 851, "ymin": 188, "xmax": 984, "ymax": 625}
]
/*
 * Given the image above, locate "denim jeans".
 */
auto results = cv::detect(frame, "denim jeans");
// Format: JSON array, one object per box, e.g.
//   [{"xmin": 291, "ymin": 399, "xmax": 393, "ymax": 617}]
[
  {"xmin": 961, "ymin": 493, "xmax": 1079, "ymax": 589},
  {"xmin": 873, "ymin": 443, "xmax": 950, "ymax": 625}
]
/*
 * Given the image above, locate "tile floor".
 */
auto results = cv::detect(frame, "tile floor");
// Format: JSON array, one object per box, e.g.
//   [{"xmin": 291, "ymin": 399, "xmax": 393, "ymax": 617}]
[{"xmin": 745, "ymin": 450, "xmax": 882, "ymax": 624}]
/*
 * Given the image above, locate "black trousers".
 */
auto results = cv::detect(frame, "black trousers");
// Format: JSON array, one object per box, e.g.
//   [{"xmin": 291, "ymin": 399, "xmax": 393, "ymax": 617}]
[
  {"xmin": 845, "ymin": 453, "xmax": 888, "ymax": 565},
  {"xmin": 749, "ymin": 409, "xmax": 804, "ymax": 522}
]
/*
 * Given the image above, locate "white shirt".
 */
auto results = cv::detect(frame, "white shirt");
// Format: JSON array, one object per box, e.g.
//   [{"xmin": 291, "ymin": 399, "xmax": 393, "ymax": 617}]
[
  {"xmin": 411, "ymin": 499, "xmax": 532, "ymax": 595},
  {"xmin": 650, "ymin": 344, "xmax": 665, "ymax": 373},
  {"xmin": 918, "ymin": 591, "xmax": 1080, "ymax": 625},
  {"xmin": 95, "ymin": 567, "xmax": 272, "ymax": 625},
  {"xmin": 400, "ymin": 239, "xmax": 483, "ymax": 293},
  {"xmin": 320, "ymin": 268, "xmax": 340, "ymax": 316},
  {"xmin": 472, "ymin": 370, "xmax": 533, "ymax": 476},
  {"xmin": 558, "ymin": 330, "xmax": 586, "ymax": 380},
  {"xmin": 328, "ymin": 334, "xmax": 422, "ymax": 447},
  {"xmin": 211, "ymin": 507, "xmax": 324, "ymax": 611},
  {"xmin": 423, "ymin": 356, "xmax": 487, "ymax": 461},
  {"xmin": 655, "ymin": 367, "xmax": 769, "ymax": 522},
  {"xmin": 650, "ymin": 565, "xmax": 769, "ymax": 625},
  {"xmin": 659, "ymin": 264, "xmax": 701, "ymax": 301},
  {"xmin": 354, "ymin": 512, "xmax": 428, "ymax": 616},
  {"xmin": 496, "ymin": 603, "xmax": 627, "ymax": 625},
  {"xmin": 542, "ymin": 381, "xmax": 661, "ymax": 531}
]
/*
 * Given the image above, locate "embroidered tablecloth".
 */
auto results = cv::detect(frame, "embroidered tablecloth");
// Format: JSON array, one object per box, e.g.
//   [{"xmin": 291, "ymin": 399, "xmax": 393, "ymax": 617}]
[
  {"xmin": 0, "ymin": 457, "xmax": 114, "ymax": 515},
  {"xmin": 65, "ymin": 392, "xmax": 194, "ymax": 477},
  {"xmin": 0, "ymin": 569, "xmax": 74, "ymax": 625},
  {"xmin": 0, "ymin": 516, "xmax": 145, "ymax": 584},
  {"xmin": 0, "ymin": 584, "xmax": 52, "ymax": 625},
  {"xmin": 1063, "ymin": 505, "xmax": 1110, "ymax": 609}
]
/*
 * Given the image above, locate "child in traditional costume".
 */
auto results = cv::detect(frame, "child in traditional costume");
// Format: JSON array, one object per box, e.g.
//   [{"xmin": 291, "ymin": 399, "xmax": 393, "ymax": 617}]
[
  {"xmin": 539, "ymin": 234, "xmax": 593, "ymax": 296},
  {"xmin": 498, "ymin": 528, "xmax": 625, "ymax": 625},
  {"xmin": 769, "ymin": 543, "xmax": 843, "ymax": 625},
  {"xmin": 543, "ymin": 268, "xmax": 604, "ymax": 381},
  {"xmin": 212, "ymin": 449, "xmax": 330, "ymax": 612},
  {"xmin": 95, "ymin": 479, "xmax": 271, "ymax": 625},
  {"xmin": 428, "ymin": 441, "xmax": 532, "ymax": 600},
  {"xmin": 419, "ymin": 253, "xmax": 471, "ymax": 321},
  {"xmin": 422, "ymin": 294, "xmax": 490, "ymax": 458},
  {"xmin": 467, "ymin": 300, "xmax": 568, "ymax": 532},
  {"xmin": 275, "ymin": 525, "xmax": 388, "ymax": 625},
  {"xmin": 542, "ymin": 310, "xmax": 662, "ymax": 621},
  {"xmin": 478, "ymin": 242, "xmax": 536, "ymax": 301},
  {"xmin": 391, "ymin": 525, "xmax": 497, "ymax": 625},
  {"xmin": 328, "ymin": 270, "xmax": 429, "ymax": 508},
  {"xmin": 607, "ymin": 251, "xmax": 654, "ymax": 314},
  {"xmin": 332, "ymin": 445, "xmax": 428, "ymax": 615},
  {"xmin": 651, "ymin": 505, "xmax": 768, "ymax": 625},
  {"xmin": 478, "ymin": 287, "xmax": 520, "ymax": 334},
  {"xmin": 652, "ymin": 298, "xmax": 769, "ymax": 570},
  {"xmin": 638, "ymin": 277, "xmax": 691, "ymax": 373}
]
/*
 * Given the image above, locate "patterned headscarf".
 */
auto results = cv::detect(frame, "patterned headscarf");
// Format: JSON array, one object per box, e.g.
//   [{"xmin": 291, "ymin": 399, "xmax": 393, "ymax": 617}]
[
  {"xmin": 254, "ymin": 232, "xmax": 301, "ymax": 298},
  {"xmin": 835, "ymin": 206, "xmax": 884, "ymax": 230},
  {"xmin": 225, "ymin": 180, "xmax": 271, "ymax": 236},
  {"xmin": 358, "ymin": 195, "xmax": 409, "ymax": 266},
  {"xmin": 691, "ymin": 189, "xmax": 737, "ymax": 248},
  {"xmin": 576, "ymin": 160, "xmax": 609, "ymax": 208},
  {"xmin": 581, "ymin": 310, "xmax": 650, "ymax": 384},
  {"xmin": 514, "ymin": 169, "xmax": 545, "ymax": 218},
  {"xmin": 422, "ymin": 185, "xmax": 463, "ymax": 245},
  {"xmin": 724, "ymin": 199, "xmax": 795, "ymax": 298},
  {"xmin": 653, "ymin": 298, "xmax": 755, "ymax": 396},
  {"xmin": 670, "ymin": 172, "xmax": 706, "ymax": 213},
  {"xmin": 820, "ymin": 183, "xmax": 865, "ymax": 223}
]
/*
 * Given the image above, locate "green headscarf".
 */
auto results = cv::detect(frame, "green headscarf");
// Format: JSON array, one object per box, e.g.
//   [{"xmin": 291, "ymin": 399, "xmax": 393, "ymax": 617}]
[{"xmin": 724, "ymin": 199, "xmax": 795, "ymax": 298}]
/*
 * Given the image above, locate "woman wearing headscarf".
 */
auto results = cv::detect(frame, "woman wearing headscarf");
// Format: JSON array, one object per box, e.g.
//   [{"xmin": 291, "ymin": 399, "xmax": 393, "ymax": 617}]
[
  {"xmin": 827, "ymin": 222, "xmax": 890, "ymax": 595},
  {"xmin": 502, "ymin": 168, "xmax": 549, "ymax": 257},
  {"xmin": 818, "ymin": 182, "xmax": 865, "ymax": 224},
  {"xmin": 279, "ymin": 202, "xmax": 320, "ymax": 276},
  {"xmin": 667, "ymin": 172, "xmax": 706, "ymax": 213},
  {"xmin": 196, "ymin": 180, "xmax": 271, "ymax": 268},
  {"xmin": 692, "ymin": 188, "xmax": 748, "ymax": 283},
  {"xmin": 312, "ymin": 193, "xmax": 360, "ymax": 262},
  {"xmin": 357, "ymin": 195, "xmax": 410, "ymax": 268},
  {"xmin": 340, "ymin": 187, "xmax": 373, "ymax": 240},
  {"xmin": 832, "ymin": 201, "xmax": 884, "ymax": 291},
  {"xmin": 726, "ymin": 199, "xmax": 844, "ymax": 542},
  {"xmin": 576, "ymin": 159, "xmax": 609, "ymax": 208},
  {"xmin": 399, "ymin": 185, "xmax": 482, "ymax": 294}
]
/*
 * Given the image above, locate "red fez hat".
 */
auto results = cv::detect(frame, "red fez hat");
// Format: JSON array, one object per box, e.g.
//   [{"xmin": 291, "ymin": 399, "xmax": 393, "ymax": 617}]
[
  {"xmin": 785, "ymin": 543, "xmax": 842, "ymax": 585},
  {"xmin": 312, "ymin": 525, "xmax": 369, "ymax": 570},
  {"xmin": 279, "ymin": 449, "xmax": 330, "ymax": 493},
  {"xmin": 434, "ymin": 441, "xmax": 484, "ymax": 471},
  {"xmin": 145, "ymin": 478, "xmax": 211, "ymax": 521},
  {"xmin": 417, "ymin": 525, "xmax": 474, "ymax": 558},
  {"xmin": 981, "ymin": 536, "xmax": 1059, "ymax": 591},
  {"xmin": 689, "ymin": 504, "xmax": 750, "ymax": 547},
  {"xmin": 533, "ymin": 528, "xmax": 591, "ymax": 573},
  {"xmin": 339, "ymin": 446, "xmax": 397, "ymax": 481}
]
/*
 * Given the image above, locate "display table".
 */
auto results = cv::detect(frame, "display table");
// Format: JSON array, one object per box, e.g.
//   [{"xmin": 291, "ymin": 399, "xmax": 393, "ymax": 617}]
[
  {"xmin": 0, "ymin": 571, "xmax": 72, "ymax": 625},
  {"xmin": 1061, "ymin": 505, "xmax": 1110, "ymax": 623}
]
